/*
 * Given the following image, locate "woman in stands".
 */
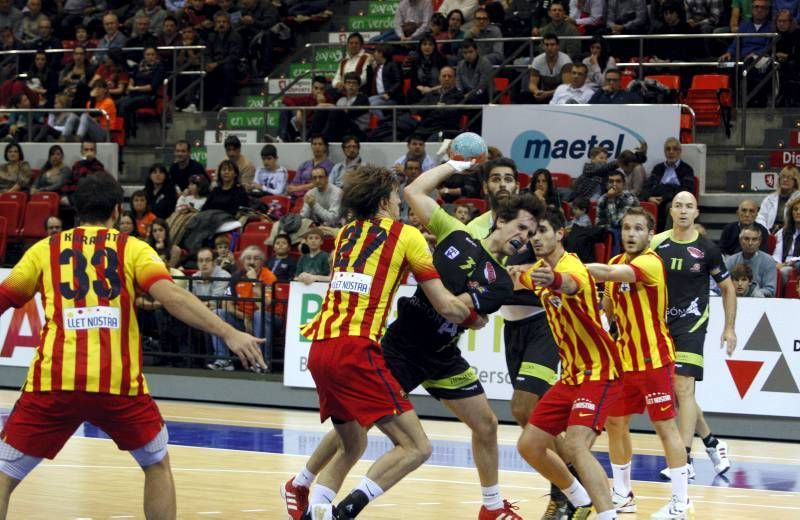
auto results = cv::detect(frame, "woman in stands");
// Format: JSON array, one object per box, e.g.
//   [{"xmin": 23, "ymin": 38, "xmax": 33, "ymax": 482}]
[
  {"xmin": 117, "ymin": 210, "xmax": 139, "ymax": 237},
  {"xmin": 148, "ymin": 218, "xmax": 183, "ymax": 268},
  {"xmin": 531, "ymin": 168, "xmax": 562, "ymax": 209},
  {"xmin": 27, "ymin": 50, "xmax": 58, "ymax": 108},
  {"xmin": 59, "ymin": 46, "xmax": 95, "ymax": 108},
  {"xmin": 90, "ymin": 47, "xmax": 129, "ymax": 100},
  {"xmin": 407, "ymin": 34, "xmax": 449, "ymax": 104},
  {"xmin": 145, "ymin": 163, "xmax": 179, "ymax": 219},
  {"xmin": 131, "ymin": 189, "xmax": 157, "ymax": 238},
  {"xmin": 0, "ymin": 142, "xmax": 32, "ymax": 193},
  {"xmin": 773, "ymin": 197, "xmax": 800, "ymax": 285},
  {"xmin": 583, "ymin": 35, "xmax": 616, "ymax": 86},
  {"xmin": 30, "ymin": 145, "xmax": 70, "ymax": 195},
  {"xmin": 756, "ymin": 166, "xmax": 800, "ymax": 234},
  {"xmin": 116, "ymin": 46, "xmax": 164, "ymax": 139},
  {"xmin": 203, "ymin": 159, "xmax": 250, "ymax": 217},
  {"xmin": 445, "ymin": 9, "xmax": 465, "ymax": 57}
]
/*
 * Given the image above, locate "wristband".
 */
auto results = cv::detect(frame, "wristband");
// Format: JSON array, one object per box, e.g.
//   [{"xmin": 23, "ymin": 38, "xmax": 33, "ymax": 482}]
[
  {"xmin": 549, "ymin": 272, "xmax": 564, "ymax": 291},
  {"xmin": 446, "ymin": 159, "xmax": 473, "ymax": 172},
  {"xmin": 458, "ymin": 308, "xmax": 478, "ymax": 328}
]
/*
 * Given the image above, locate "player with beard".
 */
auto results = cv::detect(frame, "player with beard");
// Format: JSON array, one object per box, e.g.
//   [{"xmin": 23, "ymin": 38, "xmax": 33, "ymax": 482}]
[{"xmin": 587, "ymin": 207, "xmax": 692, "ymax": 519}]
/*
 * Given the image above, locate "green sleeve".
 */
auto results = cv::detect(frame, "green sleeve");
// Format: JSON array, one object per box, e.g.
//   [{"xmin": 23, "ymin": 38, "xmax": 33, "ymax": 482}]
[
  {"xmin": 650, "ymin": 230, "xmax": 672, "ymax": 250},
  {"xmin": 427, "ymin": 206, "xmax": 467, "ymax": 244}
]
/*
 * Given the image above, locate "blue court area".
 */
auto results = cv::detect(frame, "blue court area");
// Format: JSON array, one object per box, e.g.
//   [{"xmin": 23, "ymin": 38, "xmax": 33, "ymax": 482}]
[{"xmin": 58, "ymin": 419, "xmax": 798, "ymax": 494}]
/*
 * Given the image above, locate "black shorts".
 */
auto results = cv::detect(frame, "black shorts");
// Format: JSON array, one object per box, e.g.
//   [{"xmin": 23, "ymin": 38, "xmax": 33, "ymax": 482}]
[
  {"xmin": 504, "ymin": 312, "xmax": 559, "ymax": 397},
  {"xmin": 671, "ymin": 331, "xmax": 706, "ymax": 381},
  {"xmin": 381, "ymin": 328, "xmax": 484, "ymax": 401}
]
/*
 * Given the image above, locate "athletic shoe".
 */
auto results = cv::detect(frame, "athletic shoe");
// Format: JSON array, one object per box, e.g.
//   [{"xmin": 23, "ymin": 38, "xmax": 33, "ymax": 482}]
[
  {"xmin": 479, "ymin": 499, "xmax": 523, "ymax": 519},
  {"xmin": 659, "ymin": 463, "xmax": 695, "ymax": 481},
  {"xmin": 565, "ymin": 503, "xmax": 593, "ymax": 520},
  {"xmin": 207, "ymin": 359, "xmax": 234, "ymax": 371},
  {"xmin": 540, "ymin": 494, "xmax": 569, "ymax": 520},
  {"xmin": 706, "ymin": 441, "xmax": 731, "ymax": 475},
  {"xmin": 281, "ymin": 478, "xmax": 308, "ymax": 520},
  {"xmin": 612, "ymin": 489, "xmax": 637, "ymax": 513},
  {"xmin": 650, "ymin": 496, "xmax": 694, "ymax": 519}
]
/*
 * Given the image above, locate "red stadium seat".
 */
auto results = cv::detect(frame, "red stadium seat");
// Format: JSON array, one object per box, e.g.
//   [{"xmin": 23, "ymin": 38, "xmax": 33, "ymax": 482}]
[
  {"xmin": 454, "ymin": 197, "xmax": 488, "ymax": 213},
  {"xmin": 260, "ymin": 195, "xmax": 291, "ymax": 214},
  {"xmin": 321, "ymin": 234, "xmax": 335, "ymax": 252},
  {"xmin": 639, "ymin": 201, "xmax": 658, "ymax": 229},
  {"xmin": 518, "ymin": 174, "xmax": 531, "ymax": 190},
  {"xmin": 589, "ymin": 200, "xmax": 598, "ymax": 224},
  {"xmin": 561, "ymin": 201, "xmax": 572, "ymax": 220},
  {"xmin": 0, "ymin": 200, "xmax": 22, "ymax": 236},
  {"xmin": 767, "ymin": 233, "xmax": 777, "ymax": 255},
  {"xmin": 0, "ymin": 216, "xmax": 6, "ymax": 262},
  {"xmin": 786, "ymin": 270, "xmax": 799, "ymax": 298},
  {"xmin": 686, "ymin": 74, "xmax": 731, "ymax": 127},
  {"xmin": 493, "ymin": 77, "xmax": 512, "ymax": 104},
  {"xmin": 594, "ymin": 242, "xmax": 607, "ymax": 264},
  {"xmin": 0, "ymin": 191, "xmax": 28, "ymax": 207},
  {"xmin": 20, "ymin": 201, "xmax": 52, "ymax": 239},
  {"xmin": 236, "ymin": 233, "xmax": 269, "ymax": 253},
  {"xmin": 136, "ymin": 84, "xmax": 166, "ymax": 118},
  {"xmin": 550, "ymin": 173, "xmax": 572, "ymax": 189},
  {"xmin": 775, "ymin": 266, "xmax": 784, "ymax": 298},
  {"xmin": 30, "ymin": 191, "xmax": 59, "ymax": 214},
  {"xmin": 243, "ymin": 221, "xmax": 273, "ymax": 235}
]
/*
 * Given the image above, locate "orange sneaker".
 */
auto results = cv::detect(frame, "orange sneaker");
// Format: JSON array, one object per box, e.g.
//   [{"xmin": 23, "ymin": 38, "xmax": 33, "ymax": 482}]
[
  {"xmin": 281, "ymin": 478, "xmax": 309, "ymax": 520},
  {"xmin": 478, "ymin": 499, "xmax": 523, "ymax": 519}
]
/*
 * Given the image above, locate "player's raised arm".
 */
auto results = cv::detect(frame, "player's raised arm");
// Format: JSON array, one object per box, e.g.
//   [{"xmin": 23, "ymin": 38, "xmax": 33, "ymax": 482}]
[{"xmin": 587, "ymin": 263, "xmax": 637, "ymax": 283}]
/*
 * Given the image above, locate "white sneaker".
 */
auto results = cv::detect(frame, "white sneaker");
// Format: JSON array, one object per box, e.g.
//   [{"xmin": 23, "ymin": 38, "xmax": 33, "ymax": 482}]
[
  {"xmin": 207, "ymin": 359, "xmax": 234, "ymax": 371},
  {"xmin": 706, "ymin": 441, "xmax": 731, "ymax": 475},
  {"xmin": 659, "ymin": 463, "xmax": 695, "ymax": 481},
  {"xmin": 184, "ymin": 103, "xmax": 199, "ymax": 113},
  {"xmin": 307, "ymin": 503, "xmax": 334, "ymax": 520},
  {"xmin": 651, "ymin": 496, "xmax": 694, "ymax": 519},
  {"xmin": 612, "ymin": 489, "xmax": 637, "ymax": 513}
]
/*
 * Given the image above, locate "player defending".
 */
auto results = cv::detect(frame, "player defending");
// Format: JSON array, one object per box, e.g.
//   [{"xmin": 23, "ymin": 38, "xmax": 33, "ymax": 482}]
[
  {"xmin": 587, "ymin": 207, "xmax": 692, "ymax": 519},
  {"xmin": 652, "ymin": 192, "xmax": 736, "ymax": 481},
  {"xmin": 516, "ymin": 208, "xmax": 622, "ymax": 520},
  {"xmin": 0, "ymin": 173, "xmax": 265, "ymax": 520},
  {"xmin": 299, "ymin": 165, "xmax": 471, "ymax": 520}
]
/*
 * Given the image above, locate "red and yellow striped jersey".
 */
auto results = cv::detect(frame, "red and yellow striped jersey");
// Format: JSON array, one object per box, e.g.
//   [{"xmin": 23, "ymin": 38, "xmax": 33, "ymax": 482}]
[
  {"xmin": 301, "ymin": 218, "xmax": 439, "ymax": 343},
  {"xmin": 605, "ymin": 249, "xmax": 675, "ymax": 372},
  {"xmin": 0, "ymin": 227, "xmax": 172, "ymax": 395},
  {"xmin": 520, "ymin": 253, "xmax": 620, "ymax": 385}
]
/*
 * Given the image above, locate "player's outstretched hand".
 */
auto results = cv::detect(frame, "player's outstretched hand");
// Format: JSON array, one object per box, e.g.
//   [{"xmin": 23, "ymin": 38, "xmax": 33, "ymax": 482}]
[
  {"xmin": 224, "ymin": 329, "xmax": 267, "ymax": 371},
  {"xmin": 529, "ymin": 263, "xmax": 555, "ymax": 287},
  {"xmin": 721, "ymin": 328, "xmax": 737, "ymax": 357}
]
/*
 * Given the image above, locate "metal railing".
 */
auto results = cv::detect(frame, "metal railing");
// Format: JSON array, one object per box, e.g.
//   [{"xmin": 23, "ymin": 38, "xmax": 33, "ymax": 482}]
[{"xmin": 0, "ymin": 107, "xmax": 111, "ymax": 141}]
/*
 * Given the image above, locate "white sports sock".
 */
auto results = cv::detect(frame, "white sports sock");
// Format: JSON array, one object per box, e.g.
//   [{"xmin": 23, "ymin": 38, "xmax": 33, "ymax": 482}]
[
  {"xmin": 292, "ymin": 467, "xmax": 316, "ymax": 488},
  {"xmin": 561, "ymin": 478, "xmax": 592, "ymax": 507},
  {"xmin": 481, "ymin": 484, "xmax": 504, "ymax": 510},
  {"xmin": 669, "ymin": 465, "xmax": 689, "ymax": 505},
  {"xmin": 596, "ymin": 509, "xmax": 618, "ymax": 519},
  {"xmin": 309, "ymin": 484, "xmax": 336, "ymax": 505},
  {"xmin": 355, "ymin": 477, "xmax": 384, "ymax": 502},
  {"xmin": 611, "ymin": 462, "xmax": 632, "ymax": 496}
]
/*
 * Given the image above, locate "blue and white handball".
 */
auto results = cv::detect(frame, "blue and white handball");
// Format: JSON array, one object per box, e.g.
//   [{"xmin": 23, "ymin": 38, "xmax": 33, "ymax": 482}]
[{"xmin": 449, "ymin": 132, "xmax": 488, "ymax": 163}]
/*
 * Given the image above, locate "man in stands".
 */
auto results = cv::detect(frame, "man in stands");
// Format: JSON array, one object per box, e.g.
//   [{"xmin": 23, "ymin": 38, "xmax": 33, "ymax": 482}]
[
  {"xmin": 135, "ymin": 0, "xmax": 167, "ymax": 36},
  {"xmin": 457, "ymin": 38, "xmax": 493, "ymax": 105},
  {"xmin": 686, "ymin": 0, "xmax": 722, "ymax": 33},
  {"xmin": 550, "ymin": 62, "xmax": 596, "ymax": 104},
  {"xmin": 719, "ymin": 199, "xmax": 769, "ymax": 256},
  {"xmin": 192, "ymin": 246, "xmax": 232, "ymax": 311},
  {"xmin": 467, "ymin": 7, "xmax": 504, "ymax": 64},
  {"xmin": 332, "ymin": 32, "xmax": 373, "ymax": 92},
  {"xmin": 300, "ymin": 166, "xmax": 342, "ymax": 227},
  {"xmin": 44, "ymin": 215, "xmax": 62, "ymax": 235},
  {"xmin": 534, "ymin": 3, "xmax": 581, "ymax": 60},
  {"xmin": 237, "ymin": 0, "xmax": 280, "ymax": 77},
  {"xmin": 170, "ymin": 140, "xmax": 207, "ymax": 193},
  {"xmin": 393, "ymin": 134, "xmax": 434, "ymax": 173},
  {"xmin": 223, "ymin": 135, "xmax": 255, "ymax": 191},
  {"xmin": 724, "ymin": 225, "xmax": 777, "ymax": 297},
  {"xmin": 641, "ymin": 137, "xmax": 695, "ymax": 232},
  {"xmin": 329, "ymin": 136, "xmax": 362, "ymax": 188},
  {"xmin": 62, "ymin": 141, "xmax": 105, "ymax": 206},
  {"xmin": 597, "ymin": 170, "xmax": 640, "ymax": 255},
  {"xmin": 280, "ymin": 76, "xmax": 335, "ymax": 142},
  {"xmin": 372, "ymin": 0, "xmax": 432, "ymax": 42},
  {"xmin": 126, "ymin": 15, "xmax": 158, "ymax": 64},
  {"xmin": 525, "ymin": 33, "xmax": 571, "ymax": 103},
  {"xmin": 93, "ymin": 13, "xmax": 127, "ymax": 65},
  {"xmin": 589, "ymin": 69, "xmax": 643, "ymax": 104},
  {"xmin": 314, "ymin": 72, "xmax": 370, "ymax": 142},
  {"xmin": 205, "ymin": 11, "xmax": 242, "ymax": 111},
  {"xmin": 31, "ymin": 16, "xmax": 61, "ymax": 68}
]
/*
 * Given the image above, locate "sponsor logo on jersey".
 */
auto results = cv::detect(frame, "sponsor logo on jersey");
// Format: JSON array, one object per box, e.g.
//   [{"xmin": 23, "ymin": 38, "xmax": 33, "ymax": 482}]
[
  {"xmin": 444, "ymin": 246, "xmax": 460, "ymax": 259},
  {"xmin": 572, "ymin": 398, "xmax": 597, "ymax": 411},
  {"xmin": 690, "ymin": 262, "xmax": 702, "ymax": 272},
  {"xmin": 687, "ymin": 246, "xmax": 705, "ymax": 259},
  {"xmin": 64, "ymin": 306, "xmax": 121, "ymax": 330},
  {"xmin": 666, "ymin": 297, "xmax": 702, "ymax": 319},
  {"xmin": 549, "ymin": 296, "xmax": 562, "ymax": 308},
  {"xmin": 645, "ymin": 392, "xmax": 673, "ymax": 405},
  {"xmin": 658, "ymin": 243, "xmax": 671, "ymax": 249},
  {"xmin": 484, "ymin": 262, "xmax": 496, "ymax": 283},
  {"xmin": 619, "ymin": 282, "xmax": 631, "ymax": 293}
]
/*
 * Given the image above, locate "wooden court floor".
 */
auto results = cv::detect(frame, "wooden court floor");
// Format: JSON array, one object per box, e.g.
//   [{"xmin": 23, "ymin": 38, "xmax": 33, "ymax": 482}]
[{"xmin": 1, "ymin": 390, "xmax": 799, "ymax": 519}]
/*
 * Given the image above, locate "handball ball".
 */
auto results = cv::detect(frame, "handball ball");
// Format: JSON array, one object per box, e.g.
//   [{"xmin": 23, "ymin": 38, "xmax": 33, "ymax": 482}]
[{"xmin": 449, "ymin": 132, "xmax": 488, "ymax": 163}]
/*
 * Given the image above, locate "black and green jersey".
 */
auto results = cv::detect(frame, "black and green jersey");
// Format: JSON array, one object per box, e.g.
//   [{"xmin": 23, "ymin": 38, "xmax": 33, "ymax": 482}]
[
  {"xmin": 389, "ymin": 208, "xmax": 513, "ymax": 348},
  {"xmin": 651, "ymin": 229, "xmax": 730, "ymax": 335}
]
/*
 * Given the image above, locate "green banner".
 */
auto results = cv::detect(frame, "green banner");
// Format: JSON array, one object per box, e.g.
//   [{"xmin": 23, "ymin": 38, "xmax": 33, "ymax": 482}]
[
  {"xmin": 226, "ymin": 111, "xmax": 265, "ymax": 129},
  {"xmin": 289, "ymin": 63, "xmax": 313, "ymax": 78},
  {"xmin": 266, "ymin": 98, "xmax": 282, "ymax": 129},
  {"xmin": 348, "ymin": 15, "xmax": 393, "ymax": 31},
  {"xmin": 245, "ymin": 95, "xmax": 265, "ymax": 108},
  {"xmin": 368, "ymin": 1, "xmax": 398, "ymax": 16},
  {"xmin": 314, "ymin": 46, "xmax": 344, "ymax": 64},
  {"xmin": 190, "ymin": 146, "xmax": 206, "ymax": 167}
]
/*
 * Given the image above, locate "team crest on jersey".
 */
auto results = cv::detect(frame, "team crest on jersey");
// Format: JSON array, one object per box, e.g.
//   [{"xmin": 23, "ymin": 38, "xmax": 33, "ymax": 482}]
[
  {"xmin": 549, "ymin": 295, "xmax": 562, "ymax": 308},
  {"xmin": 484, "ymin": 262, "xmax": 496, "ymax": 283},
  {"xmin": 467, "ymin": 280, "xmax": 487, "ymax": 293},
  {"xmin": 444, "ymin": 246, "xmax": 460, "ymax": 259},
  {"xmin": 687, "ymin": 246, "xmax": 705, "ymax": 259},
  {"xmin": 619, "ymin": 282, "xmax": 631, "ymax": 293},
  {"xmin": 690, "ymin": 263, "xmax": 702, "ymax": 272}
]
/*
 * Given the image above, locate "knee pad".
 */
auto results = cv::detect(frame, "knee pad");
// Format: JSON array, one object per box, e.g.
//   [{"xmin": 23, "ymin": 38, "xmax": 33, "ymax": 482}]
[
  {"xmin": 130, "ymin": 426, "xmax": 169, "ymax": 468},
  {"xmin": 0, "ymin": 440, "xmax": 42, "ymax": 481}
]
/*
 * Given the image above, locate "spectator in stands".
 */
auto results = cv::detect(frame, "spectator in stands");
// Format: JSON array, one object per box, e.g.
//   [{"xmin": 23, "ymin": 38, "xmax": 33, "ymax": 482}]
[
  {"xmin": 535, "ymin": 2, "xmax": 581, "ymax": 60},
  {"xmin": 0, "ymin": 142, "xmax": 32, "ymax": 193},
  {"xmin": 587, "ymin": 68, "xmax": 640, "ymax": 103},
  {"xmin": 204, "ymin": 11, "xmax": 242, "ymax": 111},
  {"xmin": 126, "ymin": 15, "xmax": 159, "ymax": 65},
  {"xmin": 158, "ymin": 15, "xmax": 180, "ymax": 51},
  {"xmin": 192, "ymin": 246, "xmax": 231, "ymax": 310},
  {"xmin": 725, "ymin": 224, "xmax": 778, "ymax": 297},
  {"xmin": 44, "ymin": 215, "xmax": 62, "ymax": 235},
  {"xmin": 71, "ymin": 25, "xmax": 98, "ymax": 53},
  {"xmin": 775, "ymin": 9, "xmax": 800, "ymax": 106},
  {"xmin": 20, "ymin": 0, "xmax": 47, "ymax": 43},
  {"xmin": 368, "ymin": 44, "xmax": 403, "ymax": 116},
  {"xmin": 58, "ymin": 2, "xmax": 104, "ymax": 40},
  {"xmin": 183, "ymin": 0, "xmax": 217, "ymax": 39},
  {"xmin": 550, "ymin": 62, "xmax": 596, "ymax": 104},
  {"xmin": 314, "ymin": 71, "xmax": 369, "ymax": 142},
  {"xmin": 720, "ymin": 199, "xmax": 770, "ymax": 255},
  {"xmin": 564, "ymin": 196, "xmax": 607, "ymax": 261},
  {"xmin": 332, "ymin": 32, "xmax": 373, "ymax": 92},
  {"xmin": 774, "ymin": 197, "xmax": 800, "ymax": 284},
  {"xmin": 30, "ymin": 144, "xmax": 69, "ymax": 194},
  {"xmin": 59, "ymin": 46, "xmax": 94, "ymax": 108},
  {"xmin": 223, "ymin": 134, "xmax": 256, "ymax": 190},
  {"xmin": 329, "ymin": 136, "xmax": 361, "ymax": 188},
  {"xmin": 93, "ymin": 13, "xmax": 127, "ymax": 66},
  {"xmin": 295, "ymin": 228, "xmax": 330, "ymax": 280},
  {"xmin": 568, "ymin": 0, "xmax": 606, "ymax": 34},
  {"xmin": 170, "ymin": 140, "xmax": 206, "ymax": 192},
  {"xmin": 398, "ymin": 157, "xmax": 423, "ymax": 219},
  {"xmin": 466, "ymin": 7, "xmax": 504, "ymax": 64},
  {"xmin": 135, "ymin": 0, "xmax": 167, "ymax": 35},
  {"xmin": 371, "ymin": 0, "xmax": 432, "ymax": 42},
  {"xmin": 444, "ymin": 8, "xmax": 466, "ymax": 56},
  {"xmin": 175, "ymin": 173, "xmax": 209, "ymax": 211},
  {"xmin": 117, "ymin": 210, "xmax": 138, "ymax": 236},
  {"xmin": 456, "ymin": 38, "xmax": 492, "ymax": 105},
  {"xmin": 279, "ymin": 75, "xmax": 332, "ymax": 142},
  {"xmin": 393, "ymin": 133, "xmax": 434, "ymax": 173},
  {"xmin": 0, "ymin": 27, "xmax": 22, "ymax": 81},
  {"xmin": 451, "ymin": 203, "xmax": 472, "ymax": 224},
  {"xmin": 531, "ymin": 168, "xmax": 562, "ymax": 208},
  {"xmin": 1, "ymin": 92, "xmax": 42, "ymax": 141},
  {"xmin": 288, "ymin": 134, "xmax": 333, "ymax": 200},
  {"xmin": 301, "ymin": 165, "xmax": 341, "ymax": 226},
  {"xmin": 686, "ymin": 0, "xmax": 722, "ymax": 33},
  {"xmin": 407, "ymin": 65, "xmax": 464, "ymax": 140},
  {"xmin": 406, "ymin": 34, "xmax": 449, "ymax": 104},
  {"xmin": 174, "ymin": 25, "xmax": 202, "ymax": 113},
  {"xmin": 606, "ymin": 0, "xmax": 650, "ymax": 35},
  {"xmin": 26, "ymin": 50, "xmax": 57, "ymax": 107},
  {"xmin": 116, "ymin": 46, "xmax": 164, "ymax": 139},
  {"xmin": 0, "ymin": 0, "xmax": 21, "ymax": 34},
  {"xmin": 203, "ymin": 159, "xmax": 250, "ymax": 216},
  {"xmin": 130, "ymin": 189, "xmax": 157, "ymax": 237},
  {"xmin": 617, "ymin": 144, "xmax": 648, "ymax": 196},
  {"xmin": 729, "ymin": 0, "xmax": 753, "ymax": 32},
  {"xmin": 148, "ymin": 217, "xmax": 182, "ymax": 268},
  {"xmin": 214, "ymin": 233, "xmax": 236, "ymax": 272},
  {"xmin": 582, "ymin": 35, "xmax": 616, "ymax": 85},
  {"xmin": 145, "ymin": 163, "xmax": 178, "ymax": 219},
  {"xmin": 524, "ymin": 33, "xmax": 571, "ymax": 103},
  {"xmin": 730, "ymin": 263, "xmax": 766, "ymax": 297},
  {"xmin": 90, "ymin": 47, "xmax": 129, "ymax": 99},
  {"xmin": 209, "ymin": 244, "xmax": 276, "ymax": 371},
  {"xmin": 61, "ymin": 140, "xmax": 104, "ymax": 204},
  {"xmin": 597, "ymin": 170, "xmax": 640, "ymax": 254},
  {"xmin": 61, "ymin": 78, "xmax": 116, "ymax": 142},
  {"xmin": 266, "ymin": 233, "xmax": 297, "ymax": 282},
  {"xmin": 31, "ymin": 17, "xmax": 61, "ymax": 69},
  {"xmin": 569, "ymin": 145, "xmax": 619, "ymax": 202},
  {"xmin": 568, "ymin": 196, "xmax": 592, "ymax": 228},
  {"xmin": 641, "ymin": 137, "xmax": 696, "ymax": 231},
  {"xmin": 756, "ymin": 166, "xmax": 800, "ymax": 233},
  {"xmin": 236, "ymin": 0, "xmax": 280, "ymax": 77},
  {"xmin": 438, "ymin": 0, "xmax": 479, "ymax": 22},
  {"xmin": 252, "ymin": 144, "xmax": 287, "ymax": 195},
  {"xmin": 719, "ymin": 0, "xmax": 773, "ymax": 99}
]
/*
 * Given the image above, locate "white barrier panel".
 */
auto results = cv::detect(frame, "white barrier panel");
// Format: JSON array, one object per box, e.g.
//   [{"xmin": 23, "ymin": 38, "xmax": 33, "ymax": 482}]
[
  {"xmin": 482, "ymin": 104, "xmax": 681, "ymax": 176},
  {"xmin": 11, "ymin": 143, "xmax": 119, "ymax": 178},
  {"xmin": 282, "ymin": 281, "xmax": 514, "ymax": 400}
]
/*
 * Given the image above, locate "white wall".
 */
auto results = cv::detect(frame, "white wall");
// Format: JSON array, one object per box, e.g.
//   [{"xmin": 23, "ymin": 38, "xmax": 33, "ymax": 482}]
[{"xmin": 14, "ymin": 143, "xmax": 119, "ymax": 178}]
